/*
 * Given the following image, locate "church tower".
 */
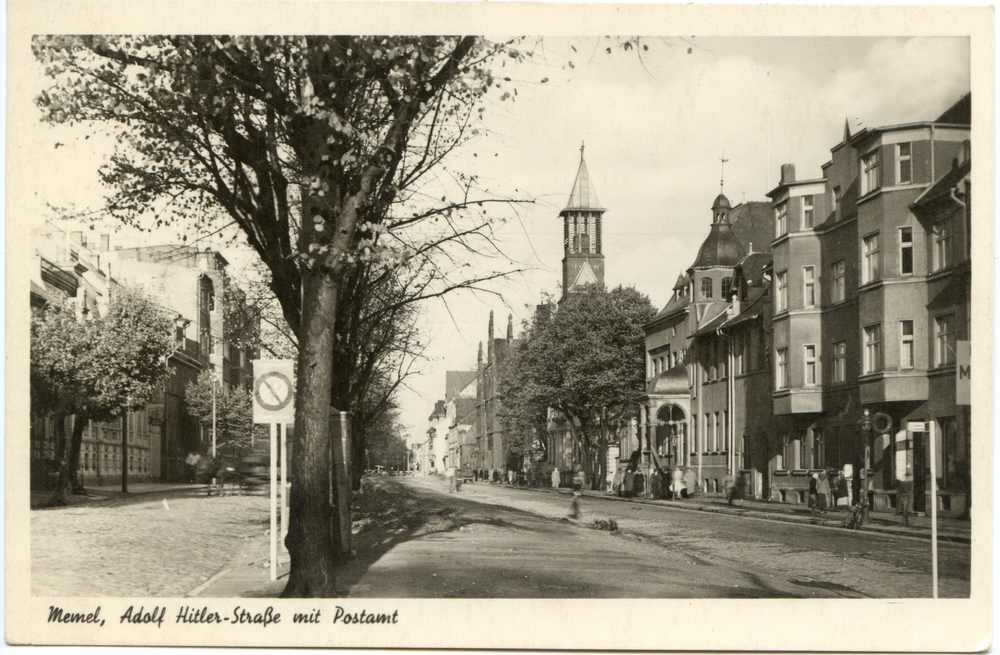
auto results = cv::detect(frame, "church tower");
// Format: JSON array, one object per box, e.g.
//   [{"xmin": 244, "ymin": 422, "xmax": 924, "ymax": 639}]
[{"xmin": 560, "ymin": 145, "xmax": 606, "ymax": 301}]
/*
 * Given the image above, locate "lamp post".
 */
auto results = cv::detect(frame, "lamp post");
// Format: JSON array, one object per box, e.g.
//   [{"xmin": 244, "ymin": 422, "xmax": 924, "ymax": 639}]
[
  {"xmin": 121, "ymin": 397, "xmax": 131, "ymax": 493},
  {"xmin": 858, "ymin": 409, "xmax": 874, "ymax": 506}
]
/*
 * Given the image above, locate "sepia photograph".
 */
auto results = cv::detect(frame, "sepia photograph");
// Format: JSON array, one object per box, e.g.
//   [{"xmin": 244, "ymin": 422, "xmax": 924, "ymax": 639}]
[{"xmin": 7, "ymin": 2, "xmax": 992, "ymax": 651}]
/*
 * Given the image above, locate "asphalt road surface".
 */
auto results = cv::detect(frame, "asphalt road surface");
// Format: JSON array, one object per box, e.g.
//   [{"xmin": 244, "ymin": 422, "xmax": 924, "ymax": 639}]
[{"xmin": 348, "ymin": 476, "xmax": 970, "ymax": 599}]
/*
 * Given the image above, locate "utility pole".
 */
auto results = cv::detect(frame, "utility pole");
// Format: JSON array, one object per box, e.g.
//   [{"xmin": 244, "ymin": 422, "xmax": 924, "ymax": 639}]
[{"xmin": 211, "ymin": 371, "xmax": 218, "ymax": 492}]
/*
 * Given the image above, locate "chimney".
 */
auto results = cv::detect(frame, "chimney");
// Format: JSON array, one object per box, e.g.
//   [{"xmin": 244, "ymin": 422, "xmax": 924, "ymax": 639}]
[
  {"xmin": 71, "ymin": 230, "xmax": 83, "ymax": 244},
  {"xmin": 780, "ymin": 164, "xmax": 796, "ymax": 185},
  {"xmin": 729, "ymin": 296, "xmax": 742, "ymax": 318},
  {"xmin": 507, "ymin": 313, "xmax": 514, "ymax": 342},
  {"xmin": 100, "ymin": 234, "xmax": 110, "ymax": 252}
]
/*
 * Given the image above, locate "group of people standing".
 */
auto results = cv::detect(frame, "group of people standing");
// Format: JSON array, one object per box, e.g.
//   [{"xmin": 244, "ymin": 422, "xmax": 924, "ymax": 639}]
[
  {"xmin": 469, "ymin": 467, "xmax": 525, "ymax": 486},
  {"xmin": 617, "ymin": 465, "xmax": 698, "ymax": 500}
]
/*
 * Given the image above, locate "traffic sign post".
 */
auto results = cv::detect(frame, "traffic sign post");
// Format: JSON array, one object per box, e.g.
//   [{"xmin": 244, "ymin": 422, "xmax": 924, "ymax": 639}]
[
  {"xmin": 906, "ymin": 420, "xmax": 938, "ymax": 599},
  {"xmin": 253, "ymin": 360, "xmax": 296, "ymax": 581}
]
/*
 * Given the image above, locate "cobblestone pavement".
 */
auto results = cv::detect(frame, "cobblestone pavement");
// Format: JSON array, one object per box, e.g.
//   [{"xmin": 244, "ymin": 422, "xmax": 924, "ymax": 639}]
[
  {"xmin": 31, "ymin": 490, "xmax": 270, "ymax": 597},
  {"xmin": 412, "ymin": 477, "xmax": 971, "ymax": 598}
]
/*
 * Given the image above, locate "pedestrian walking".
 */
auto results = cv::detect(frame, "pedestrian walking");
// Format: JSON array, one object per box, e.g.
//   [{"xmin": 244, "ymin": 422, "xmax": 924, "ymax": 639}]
[
  {"xmin": 447, "ymin": 466, "xmax": 457, "ymax": 493},
  {"xmin": 724, "ymin": 473, "xmax": 737, "ymax": 506},
  {"xmin": 551, "ymin": 467, "xmax": 561, "ymax": 490},
  {"xmin": 508, "ymin": 468, "xmax": 515, "ymax": 485},
  {"xmin": 672, "ymin": 467, "xmax": 685, "ymax": 500},
  {"xmin": 808, "ymin": 473, "xmax": 819, "ymax": 513},
  {"xmin": 567, "ymin": 492, "xmax": 582, "ymax": 519},
  {"xmin": 623, "ymin": 468, "xmax": 635, "ymax": 498},
  {"xmin": 897, "ymin": 475, "xmax": 914, "ymax": 526},
  {"xmin": 573, "ymin": 467, "xmax": 585, "ymax": 492},
  {"xmin": 683, "ymin": 467, "xmax": 697, "ymax": 498},
  {"xmin": 649, "ymin": 468, "xmax": 663, "ymax": 499}
]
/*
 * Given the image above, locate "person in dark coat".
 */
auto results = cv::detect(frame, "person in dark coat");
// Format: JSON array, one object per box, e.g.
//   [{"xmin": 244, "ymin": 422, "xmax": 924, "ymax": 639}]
[{"xmin": 623, "ymin": 468, "xmax": 635, "ymax": 498}]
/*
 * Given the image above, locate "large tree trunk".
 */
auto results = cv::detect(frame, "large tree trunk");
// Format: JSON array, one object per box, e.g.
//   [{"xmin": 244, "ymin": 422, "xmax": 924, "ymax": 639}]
[
  {"xmin": 281, "ymin": 271, "xmax": 343, "ymax": 598},
  {"xmin": 46, "ymin": 408, "xmax": 86, "ymax": 505},
  {"xmin": 67, "ymin": 408, "xmax": 87, "ymax": 494}
]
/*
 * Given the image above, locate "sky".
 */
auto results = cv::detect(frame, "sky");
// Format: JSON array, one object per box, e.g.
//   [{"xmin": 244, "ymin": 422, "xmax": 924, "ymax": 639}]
[{"xmin": 20, "ymin": 36, "xmax": 971, "ymax": 446}]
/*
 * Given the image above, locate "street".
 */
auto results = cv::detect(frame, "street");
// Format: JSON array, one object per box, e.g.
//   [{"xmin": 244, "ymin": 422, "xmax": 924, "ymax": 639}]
[
  {"xmin": 345, "ymin": 476, "xmax": 970, "ymax": 598},
  {"xmin": 30, "ymin": 477, "xmax": 970, "ymax": 599}
]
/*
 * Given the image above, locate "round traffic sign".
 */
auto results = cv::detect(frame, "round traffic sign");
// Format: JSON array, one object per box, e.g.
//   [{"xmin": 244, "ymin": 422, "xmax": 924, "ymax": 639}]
[{"xmin": 254, "ymin": 371, "xmax": 294, "ymax": 411}]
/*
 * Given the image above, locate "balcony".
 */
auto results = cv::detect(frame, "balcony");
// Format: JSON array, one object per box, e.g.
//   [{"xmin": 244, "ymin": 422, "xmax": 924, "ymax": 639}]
[
  {"xmin": 858, "ymin": 371, "xmax": 929, "ymax": 404},
  {"xmin": 772, "ymin": 387, "xmax": 823, "ymax": 415}
]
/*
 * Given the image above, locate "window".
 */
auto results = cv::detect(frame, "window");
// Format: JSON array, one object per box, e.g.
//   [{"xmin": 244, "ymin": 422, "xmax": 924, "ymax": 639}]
[
  {"xmin": 803, "ymin": 266, "xmax": 816, "ymax": 307},
  {"xmin": 935, "ymin": 314, "xmax": 956, "ymax": 367},
  {"xmin": 899, "ymin": 227, "xmax": 913, "ymax": 275},
  {"xmin": 934, "ymin": 219, "xmax": 952, "ymax": 271},
  {"xmin": 861, "ymin": 149, "xmax": 880, "ymax": 195},
  {"xmin": 701, "ymin": 277, "xmax": 713, "ymax": 300},
  {"xmin": 802, "ymin": 195, "xmax": 814, "ymax": 229},
  {"xmin": 705, "ymin": 413, "xmax": 711, "ymax": 452},
  {"xmin": 735, "ymin": 333, "xmax": 744, "ymax": 375},
  {"xmin": 900, "ymin": 320, "xmax": 914, "ymax": 369},
  {"xmin": 776, "ymin": 348, "xmax": 788, "ymax": 389},
  {"xmin": 862, "ymin": 233, "xmax": 880, "ymax": 284},
  {"xmin": 721, "ymin": 277, "xmax": 733, "ymax": 301},
  {"xmin": 832, "ymin": 260, "xmax": 846, "ymax": 302},
  {"xmin": 776, "ymin": 271, "xmax": 788, "ymax": 312},
  {"xmin": 833, "ymin": 185, "xmax": 842, "ymax": 222},
  {"xmin": 708, "ymin": 341, "xmax": 716, "ymax": 380},
  {"xmin": 864, "ymin": 324, "xmax": 882, "ymax": 374},
  {"xmin": 714, "ymin": 413, "xmax": 721, "ymax": 452},
  {"xmin": 897, "ymin": 142, "xmax": 912, "ymax": 184},
  {"xmin": 804, "ymin": 344, "xmax": 817, "ymax": 385},
  {"xmin": 775, "ymin": 201, "xmax": 788, "ymax": 237},
  {"xmin": 812, "ymin": 428, "xmax": 825, "ymax": 468}
]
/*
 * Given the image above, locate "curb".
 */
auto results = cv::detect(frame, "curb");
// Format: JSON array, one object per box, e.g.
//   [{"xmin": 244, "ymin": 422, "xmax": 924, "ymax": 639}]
[{"xmin": 496, "ymin": 484, "xmax": 971, "ymax": 545}]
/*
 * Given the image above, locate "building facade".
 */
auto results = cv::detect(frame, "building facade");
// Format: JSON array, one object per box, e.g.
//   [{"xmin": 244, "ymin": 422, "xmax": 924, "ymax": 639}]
[
  {"xmin": 638, "ymin": 195, "xmax": 772, "ymax": 495},
  {"xmin": 767, "ymin": 93, "xmax": 971, "ymax": 515},
  {"xmin": 30, "ymin": 225, "xmax": 256, "ymax": 488}
]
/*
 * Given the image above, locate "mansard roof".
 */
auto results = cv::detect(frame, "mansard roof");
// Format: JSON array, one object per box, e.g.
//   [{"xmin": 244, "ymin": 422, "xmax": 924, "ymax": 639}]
[{"xmin": 692, "ymin": 221, "xmax": 743, "ymax": 269}]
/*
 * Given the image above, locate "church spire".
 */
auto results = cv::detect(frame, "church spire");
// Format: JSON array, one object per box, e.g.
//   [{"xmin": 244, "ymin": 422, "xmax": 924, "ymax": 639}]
[
  {"xmin": 564, "ymin": 143, "xmax": 602, "ymax": 211},
  {"xmin": 560, "ymin": 146, "xmax": 607, "ymax": 301}
]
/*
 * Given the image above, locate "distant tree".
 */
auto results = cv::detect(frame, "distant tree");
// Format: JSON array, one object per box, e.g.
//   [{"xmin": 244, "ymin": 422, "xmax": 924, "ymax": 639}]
[
  {"xmin": 364, "ymin": 409, "xmax": 408, "ymax": 471},
  {"xmin": 30, "ymin": 285, "xmax": 174, "ymax": 504},
  {"xmin": 499, "ymin": 285, "xmax": 655, "ymax": 489},
  {"xmin": 183, "ymin": 371, "xmax": 254, "ymax": 457}
]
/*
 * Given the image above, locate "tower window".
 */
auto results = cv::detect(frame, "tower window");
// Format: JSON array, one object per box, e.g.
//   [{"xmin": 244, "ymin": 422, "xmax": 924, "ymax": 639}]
[
  {"xmin": 721, "ymin": 277, "xmax": 733, "ymax": 301},
  {"xmin": 701, "ymin": 277, "xmax": 713, "ymax": 300}
]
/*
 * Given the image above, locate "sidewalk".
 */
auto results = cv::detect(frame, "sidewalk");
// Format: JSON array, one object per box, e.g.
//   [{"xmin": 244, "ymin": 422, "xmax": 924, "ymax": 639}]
[{"xmin": 545, "ymin": 485, "xmax": 972, "ymax": 544}]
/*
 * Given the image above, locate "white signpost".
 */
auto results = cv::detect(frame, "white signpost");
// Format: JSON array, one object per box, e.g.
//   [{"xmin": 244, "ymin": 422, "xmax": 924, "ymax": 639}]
[
  {"xmin": 907, "ymin": 420, "xmax": 938, "ymax": 599},
  {"xmin": 253, "ymin": 360, "xmax": 296, "ymax": 582},
  {"xmin": 956, "ymin": 340, "xmax": 971, "ymax": 405}
]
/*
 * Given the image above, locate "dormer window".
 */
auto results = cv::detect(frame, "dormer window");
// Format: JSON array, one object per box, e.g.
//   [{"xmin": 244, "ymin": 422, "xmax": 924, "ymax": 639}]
[{"xmin": 701, "ymin": 277, "xmax": 713, "ymax": 300}]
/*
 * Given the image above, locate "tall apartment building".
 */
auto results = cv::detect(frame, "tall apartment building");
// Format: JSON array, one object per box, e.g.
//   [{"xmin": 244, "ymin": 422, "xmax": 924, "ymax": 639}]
[{"xmin": 767, "ymin": 93, "xmax": 971, "ymax": 515}]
